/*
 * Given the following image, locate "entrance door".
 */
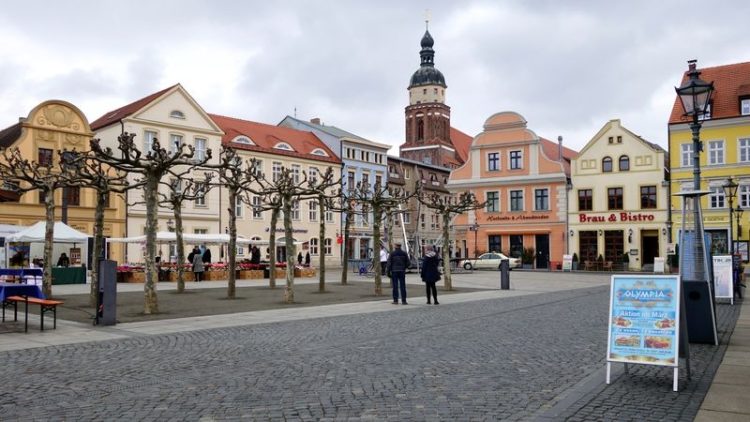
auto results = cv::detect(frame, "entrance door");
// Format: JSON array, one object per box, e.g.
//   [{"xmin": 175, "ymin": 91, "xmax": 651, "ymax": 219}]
[
  {"xmin": 641, "ymin": 230, "xmax": 659, "ymax": 266},
  {"xmin": 535, "ymin": 234, "xmax": 550, "ymax": 269}
]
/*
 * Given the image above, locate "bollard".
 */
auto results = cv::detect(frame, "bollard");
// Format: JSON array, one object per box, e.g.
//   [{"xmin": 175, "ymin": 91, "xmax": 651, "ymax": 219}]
[{"xmin": 500, "ymin": 259, "xmax": 510, "ymax": 290}]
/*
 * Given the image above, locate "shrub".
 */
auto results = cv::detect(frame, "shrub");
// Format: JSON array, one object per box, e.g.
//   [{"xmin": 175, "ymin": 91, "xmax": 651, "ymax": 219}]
[{"xmin": 522, "ymin": 247, "xmax": 535, "ymax": 265}]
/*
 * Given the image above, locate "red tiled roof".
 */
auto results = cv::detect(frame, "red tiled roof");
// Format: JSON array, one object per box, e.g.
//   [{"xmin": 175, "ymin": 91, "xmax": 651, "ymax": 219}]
[
  {"xmin": 669, "ymin": 61, "xmax": 750, "ymax": 124},
  {"xmin": 450, "ymin": 126, "xmax": 472, "ymax": 162},
  {"xmin": 540, "ymin": 137, "xmax": 576, "ymax": 175},
  {"xmin": 209, "ymin": 114, "xmax": 341, "ymax": 164},
  {"xmin": 90, "ymin": 84, "xmax": 178, "ymax": 130}
]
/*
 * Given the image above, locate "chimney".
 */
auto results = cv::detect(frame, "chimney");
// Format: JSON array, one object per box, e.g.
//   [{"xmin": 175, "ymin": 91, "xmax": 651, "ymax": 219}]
[
  {"xmin": 557, "ymin": 135, "xmax": 563, "ymax": 161},
  {"xmin": 310, "ymin": 117, "xmax": 321, "ymax": 125}
]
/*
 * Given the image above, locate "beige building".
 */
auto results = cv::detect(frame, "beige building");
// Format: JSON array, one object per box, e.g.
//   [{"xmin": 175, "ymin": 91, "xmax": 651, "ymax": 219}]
[
  {"xmin": 568, "ymin": 119, "xmax": 669, "ymax": 270},
  {"xmin": 90, "ymin": 84, "xmax": 225, "ymax": 263}
]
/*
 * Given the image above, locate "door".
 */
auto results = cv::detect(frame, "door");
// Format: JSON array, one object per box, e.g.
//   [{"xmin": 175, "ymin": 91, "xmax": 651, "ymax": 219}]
[
  {"xmin": 535, "ymin": 234, "xmax": 550, "ymax": 269},
  {"xmin": 641, "ymin": 230, "xmax": 659, "ymax": 266}
]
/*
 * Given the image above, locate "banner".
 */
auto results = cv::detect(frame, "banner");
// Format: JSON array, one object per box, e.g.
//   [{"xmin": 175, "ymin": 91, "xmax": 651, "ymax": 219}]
[
  {"xmin": 607, "ymin": 275, "xmax": 680, "ymax": 367},
  {"xmin": 712, "ymin": 255, "xmax": 733, "ymax": 299}
]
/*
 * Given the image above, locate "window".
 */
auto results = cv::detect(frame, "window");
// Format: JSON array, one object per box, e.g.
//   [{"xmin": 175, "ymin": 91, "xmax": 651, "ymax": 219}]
[
  {"xmin": 347, "ymin": 171, "xmax": 355, "ymax": 191},
  {"xmin": 235, "ymin": 199, "xmax": 243, "ymax": 218},
  {"xmin": 740, "ymin": 185, "xmax": 750, "ymax": 208},
  {"xmin": 417, "ymin": 119, "xmax": 424, "ymax": 141},
  {"xmin": 681, "ymin": 143, "xmax": 693, "ymax": 167},
  {"xmin": 170, "ymin": 178, "xmax": 182, "ymax": 193},
  {"xmin": 292, "ymin": 200, "xmax": 300, "ymax": 220},
  {"xmin": 308, "ymin": 167, "xmax": 318, "ymax": 184},
  {"xmin": 740, "ymin": 138, "xmax": 750, "ymax": 163},
  {"xmin": 708, "ymin": 140, "xmax": 724, "ymax": 165},
  {"xmin": 233, "ymin": 136, "xmax": 253, "ymax": 144},
  {"xmin": 602, "ymin": 157, "xmax": 613, "ymax": 172},
  {"xmin": 579, "ymin": 231, "xmax": 598, "ymax": 262},
  {"xmin": 252, "ymin": 159, "xmax": 263, "ymax": 175},
  {"xmin": 619, "ymin": 155, "xmax": 630, "ymax": 171},
  {"xmin": 389, "ymin": 165, "xmax": 397, "ymax": 177},
  {"xmin": 64, "ymin": 187, "xmax": 80, "ymax": 206},
  {"xmin": 510, "ymin": 190, "xmax": 524, "ymax": 211},
  {"xmin": 404, "ymin": 168, "xmax": 411, "ymax": 179},
  {"xmin": 403, "ymin": 212, "xmax": 411, "ymax": 224},
  {"xmin": 486, "ymin": 191, "xmax": 499, "ymax": 212},
  {"xmin": 361, "ymin": 205, "xmax": 369, "ymax": 226},
  {"xmin": 194, "ymin": 138, "xmax": 206, "ymax": 161},
  {"xmin": 252, "ymin": 196, "xmax": 263, "ymax": 219},
  {"xmin": 534, "ymin": 188, "xmax": 549, "ymax": 211},
  {"xmin": 641, "ymin": 186, "xmax": 657, "ymax": 209},
  {"xmin": 362, "ymin": 173, "xmax": 369, "ymax": 189},
  {"xmin": 578, "ymin": 189, "xmax": 593, "ymax": 211},
  {"xmin": 292, "ymin": 164, "xmax": 301, "ymax": 184},
  {"xmin": 420, "ymin": 213, "xmax": 425, "ymax": 230},
  {"xmin": 699, "ymin": 103, "xmax": 712, "ymax": 121},
  {"xmin": 510, "ymin": 235, "xmax": 523, "ymax": 258},
  {"xmin": 38, "ymin": 148, "xmax": 53, "ymax": 166},
  {"xmin": 311, "ymin": 148, "xmax": 328, "ymax": 157},
  {"xmin": 310, "ymin": 238, "xmax": 319, "ymax": 255},
  {"xmin": 324, "ymin": 238, "xmax": 332, "ymax": 255},
  {"xmin": 144, "ymin": 130, "xmax": 157, "ymax": 153},
  {"xmin": 325, "ymin": 208, "xmax": 334, "ymax": 223},
  {"xmin": 510, "ymin": 151, "xmax": 522, "ymax": 170},
  {"xmin": 487, "ymin": 153, "xmax": 500, "ymax": 171},
  {"xmin": 272, "ymin": 162, "xmax": 282, "ymax": 182},
  {"xmin": 709, "ymin": 186, "xmax": 725, "ymax": 209},
  {"xmin": 170, "ymin": 134, "xmax": 182, "ymax": 154},
  {"xmin": 194, "ymin": 182, "xmax": 206, "ymax": 206},
  {"xmin": 236, "ymin": 246, "xmax": 245, "ymax": 256},
  {"xmin": 170, "ymin": 110, "xmax": 185, "ymax": 119},
  {"xmin": 608, "ymin": 187, "xmax": 623, "ymax": 210},
  {"xmin": 309, "ymin": 200, "xmax": 318, "ymax": 221},
  {"xmin": 488, "ymin": 235, "xmax": 501, "ymax": 253},
  {"xmin": 376, "ymin": 174, "xmax": 383, "ymax": 189},
  {"xmin": 274, "ymin": 142, "xmax": 293, "ymax": 151},
  {"xmin": 742, "ymin": 98, "xmax": 750, "ymax": 115}
]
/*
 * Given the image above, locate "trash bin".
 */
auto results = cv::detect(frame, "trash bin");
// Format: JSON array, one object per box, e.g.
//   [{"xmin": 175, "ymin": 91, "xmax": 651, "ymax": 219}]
[{"xmin": 500, "ymin": 259, "xmax": 510, "ymax": 290}]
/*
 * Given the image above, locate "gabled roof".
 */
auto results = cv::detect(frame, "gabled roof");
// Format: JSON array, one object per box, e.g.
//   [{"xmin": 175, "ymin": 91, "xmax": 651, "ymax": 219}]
[
  {"xmin": 280, "ymin": 116, "xmax": 390, "ymax": 150},
  {"xmin": 209, "ymin": 114, "xmax": 341, "ymax": 164},
  {"xmin": 450, "ymin": 126, "xmax": 472, "ymax": 162},
  {"xmin": 540, "ymin": 137, "xmax": 577, "ymax": 175},
  {"xmin": 90, "ymin": 84, "xmax": 178, "ymax": 130},
  {"xmin": 669, "ymin": 61, "xmax": 750, "ymax": 124}
]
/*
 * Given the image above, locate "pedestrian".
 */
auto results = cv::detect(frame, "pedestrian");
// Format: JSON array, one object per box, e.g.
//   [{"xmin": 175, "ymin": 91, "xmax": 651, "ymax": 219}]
[
  {"xmin": 305, "ymin": 251, "xmax": 311, "ymax": 267},
  {"xmin": 252, "ymin": 246, "xmax": 261, "ymax": 264},
  {"xmin": 202, "ymin": 246, "xmax": 212, "ymax": 264},
  {"xmin": 421, "ymin": 245, "xmax": 440, "ymax": 305},
  {"xmin": 386, "ymin": 242, "xmax": 409, "ymax": 305},
  {"xmin": 380, "ymin": 246, "xmax": 389, "ymax": 276},
  {"xmin": 191, "ymin": 247, "xmax": 204, "ymax": 282},
  {"xmin": 187, "ymin": 248, "xmax": 196, "ymax": 265},
  {"xmin": 57, "ymin": 252, "xmax": 70, "ymax": 267},
  {"xmin": 297, "ymin": 252, "xmax": 303, "ymax": 265}
]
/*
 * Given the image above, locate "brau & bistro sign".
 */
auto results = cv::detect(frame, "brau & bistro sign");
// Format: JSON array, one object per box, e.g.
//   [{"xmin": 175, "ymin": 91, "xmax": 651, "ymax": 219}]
[{"xmin": 579, "ymin": 212, "xmax": 655, "ymax": 223}]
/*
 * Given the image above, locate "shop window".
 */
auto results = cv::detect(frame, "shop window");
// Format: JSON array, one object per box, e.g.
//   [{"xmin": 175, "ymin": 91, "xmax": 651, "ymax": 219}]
[
  {"xmin": 488, "ymin": 235, "xmax": 501, "ymax": 253},
  {"xmin": 579, "ymin": 231, "xmax": 598, "ymax": 262},
  {"xmin": 509, "ymin": 235, "xmax": 523, "ymax": 258},
  {"xmin": 604, "ymin": 230, "xmax": 624, "ymax": 263}
]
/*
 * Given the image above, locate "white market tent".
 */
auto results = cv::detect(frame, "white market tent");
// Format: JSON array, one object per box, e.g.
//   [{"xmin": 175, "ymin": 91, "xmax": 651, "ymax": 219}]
[
  {"xmin": 6, "ymin": 221, "xmax": 89, "ymax": 243},
  {"xmin": 106, "ymin": 232, "xmax": 267, "ymax": 246}
]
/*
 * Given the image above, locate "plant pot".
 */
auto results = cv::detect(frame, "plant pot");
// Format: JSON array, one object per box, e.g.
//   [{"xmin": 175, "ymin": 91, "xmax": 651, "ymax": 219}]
[
  {"xmin": 572, "ymin": 262, "xmax": 579, "ymax": 271},
  {"xmin": 169, "ymin": 272, "xmax": 194, "ymax": 282},
  {"xmin": 205, "ymin": 270, "xmax": 227, "ymax": 281}
]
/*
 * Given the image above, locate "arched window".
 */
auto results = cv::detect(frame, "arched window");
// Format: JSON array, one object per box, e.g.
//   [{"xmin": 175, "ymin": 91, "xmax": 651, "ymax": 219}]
[
  {"xmin": 274, "ymin": 142, "xmax": 294, "ymax": 151},
  {"xmin": 619, "ymin": 155, "xmax": 630, "ymax": 171},
  {"xmin": 417, "ymin": 119, "xmax": 424, "ymax": 141},
  {"xmin": 602, "ymin": 156, "xmax": 613, "ymax": 172},
  {"xmin": 233, "ymin": 136, "xmax": 254, "ymax": 145},
  {"xmin": 310, "ymin": 148, "xmax": 328, "ymax": 157},
  {"xmin": 170, "ymin": 110, "xmax": 185, "ymax": 119}
]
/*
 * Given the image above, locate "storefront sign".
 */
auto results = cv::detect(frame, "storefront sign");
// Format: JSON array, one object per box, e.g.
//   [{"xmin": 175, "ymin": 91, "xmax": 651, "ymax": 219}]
[
  {"xmin": 712, "ymin": 255, "xmax": 733, "ymax": 300},
  {"xmin": 486, "ymin": 214, "xmax": 549, "ymax": 222},
  {"xmin": 579, "ymin": 212, "xmax": 655, "ymax": 223},
  {"xmin": 607, "ymin": 275, "xmax": 680, "ymax": 367},
  {"xmin": 562, "ymin": 254, "xmax": 572, "ymax": 271},
  {"xmin": 265, "ymin": 228, "xmax": 309, "ymax": 233}
]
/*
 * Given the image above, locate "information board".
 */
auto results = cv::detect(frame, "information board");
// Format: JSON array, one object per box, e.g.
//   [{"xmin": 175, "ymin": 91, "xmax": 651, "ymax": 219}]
[
  {"xmin": 653, "ymin": 257, "xmax": 665, "ymax": 273},
  {"xmin": 712, "ymin": 255, "xmax": 733, "ymax": 300},
  {"xmin": 607, "ymin": 275, "xmax": 681, "ymax": 367},
  {"xmin": 562, "ymin": 254, "xmax": 572, "ymax": 271}
]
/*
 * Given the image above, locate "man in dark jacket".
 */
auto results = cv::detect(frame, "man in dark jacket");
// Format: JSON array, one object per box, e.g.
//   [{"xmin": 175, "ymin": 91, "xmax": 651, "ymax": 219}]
[{"xmin": 386, "ymin": 243, "xmax": 410, "ymax": 304}]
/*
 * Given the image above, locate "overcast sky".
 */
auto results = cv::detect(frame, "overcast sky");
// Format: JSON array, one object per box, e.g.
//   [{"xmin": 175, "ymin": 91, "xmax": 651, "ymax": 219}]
[{"xmin": 1, "ymin": 0, "xmax": 748, "ymax": 153}]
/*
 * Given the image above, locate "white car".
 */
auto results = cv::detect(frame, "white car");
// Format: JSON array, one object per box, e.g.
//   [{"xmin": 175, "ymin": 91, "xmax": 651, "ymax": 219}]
[{"xmin": 461, "ymin": 252, "xmax": 521, "ymax": 271}]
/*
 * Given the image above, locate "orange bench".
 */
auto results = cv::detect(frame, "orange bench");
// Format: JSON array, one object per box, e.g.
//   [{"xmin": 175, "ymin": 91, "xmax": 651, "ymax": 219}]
[{"xmin": 3, "ymin": 296, "xmax": 64, "ymax": 332}]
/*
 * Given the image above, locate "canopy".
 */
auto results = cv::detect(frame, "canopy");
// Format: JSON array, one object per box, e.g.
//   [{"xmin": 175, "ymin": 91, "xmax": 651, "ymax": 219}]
[
  {"xmin": 5, "ymin": 221, "xmax": 89, "ymax": 243},
  {"xmin": 106, "ymin": 232, "xmax": 266, "ymax": 245}
]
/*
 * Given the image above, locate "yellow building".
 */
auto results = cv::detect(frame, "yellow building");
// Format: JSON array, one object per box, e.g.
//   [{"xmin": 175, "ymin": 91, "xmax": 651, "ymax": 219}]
[
  {"xmin": 668, "ymin": 61, "xmax": 750, "ymax": 258},
  {"xmin": 0, "ymin": 100, "xmax": 127, "ymax": 264}
]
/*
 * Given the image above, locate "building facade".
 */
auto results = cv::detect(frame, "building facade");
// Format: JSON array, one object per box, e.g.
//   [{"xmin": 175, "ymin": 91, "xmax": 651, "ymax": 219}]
[
  {"xmin": 0, "ymin": 100, "xmax": 126, "ymax": 265},
  {"xmin": 668, "ymin": 61, "xmax": 750, "ymax": 258},
  {"xmin": 569, "ymin": 119, "xmax": 669, "ymax": 270},
  {"xmin": 211, "ymin": 115, "xmax": 342, "ymax": 267},
  {"xmin": 447, "ymin": 112, "xmax": 574, "ymax": 268},
  {"xmin": 90, "ymin": 84, "xmax": 225, "ymax": 263}
]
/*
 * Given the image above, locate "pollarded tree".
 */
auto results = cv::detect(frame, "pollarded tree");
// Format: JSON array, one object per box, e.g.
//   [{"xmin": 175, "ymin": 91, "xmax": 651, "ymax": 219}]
[
  {"xmin": 327, "ymin": 189, "xmax": 357, "ymax": 286},
  {"xmin": 90, "ymin": 132, "xmax": 211, "ymax": 314},
  {"xmin": 0, "ymin": 147, "xmax": 80, "ymax": 297},
  {"xmin": 417, "ymin": 188, "xmax": 484, "ymax": 290},
  {"xmin": 304, "ymin": 166, "xmax": 341, "ymax": 292}
]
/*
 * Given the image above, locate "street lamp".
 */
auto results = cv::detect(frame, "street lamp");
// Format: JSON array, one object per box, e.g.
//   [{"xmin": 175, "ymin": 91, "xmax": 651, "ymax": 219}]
[
  {"xmin": 724, "ymin": 177, "xmax": 739, "ymax": 254},
  {"xmin": 675, "ymin": 59, "xmax": 715, "ymax": 191}
]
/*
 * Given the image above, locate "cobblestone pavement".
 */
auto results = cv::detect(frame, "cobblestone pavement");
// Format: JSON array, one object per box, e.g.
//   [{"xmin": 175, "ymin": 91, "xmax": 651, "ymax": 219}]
[{"xmin": 0, "ymin": 285, "xmax": 738, "ymax": 421}]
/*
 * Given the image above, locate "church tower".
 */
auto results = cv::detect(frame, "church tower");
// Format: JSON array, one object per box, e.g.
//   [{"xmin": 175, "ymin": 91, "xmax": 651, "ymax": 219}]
[{"xmin": 400, "ymin": 24, "xmax": 456, "ymax": 167}]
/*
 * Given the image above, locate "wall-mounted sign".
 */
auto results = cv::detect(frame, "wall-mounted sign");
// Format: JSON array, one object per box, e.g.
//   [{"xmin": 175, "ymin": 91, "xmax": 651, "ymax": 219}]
[
  {"xmin": 578, "ymin": 212, "xmax": 656, "ymax": 223},
  {"xmin": 486, "ymin": 214, "xmax": 550, "ymax": 222},
  {"xmin": 264, "ymin": 228, "xmax": 309, "ymax": 233}
]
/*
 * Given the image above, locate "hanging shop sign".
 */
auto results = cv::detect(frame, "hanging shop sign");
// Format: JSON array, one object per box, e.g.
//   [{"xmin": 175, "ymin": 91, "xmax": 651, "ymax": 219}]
[{"xmin": 578, "ymin": 212, "xmax": 655, "ymax": 223}]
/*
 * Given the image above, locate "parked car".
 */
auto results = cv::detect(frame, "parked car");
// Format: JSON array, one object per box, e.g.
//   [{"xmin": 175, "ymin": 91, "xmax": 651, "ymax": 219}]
[{"xmin": 460, "ymin": 252, "xmax": 521, "ymax": 271}]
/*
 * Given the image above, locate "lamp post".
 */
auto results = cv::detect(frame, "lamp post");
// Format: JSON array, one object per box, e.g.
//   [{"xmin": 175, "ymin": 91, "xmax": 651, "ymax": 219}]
[
  {"xmin": 724, "ymin": 177, "xmax": 739, "ymax": 254},
  {"xmin": 469, "ymin": 223, "xmax": 479, "ymax": 259}
]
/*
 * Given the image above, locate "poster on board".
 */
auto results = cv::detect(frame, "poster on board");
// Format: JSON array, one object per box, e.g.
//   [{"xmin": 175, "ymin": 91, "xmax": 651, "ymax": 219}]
[
  {"xmin": 712, "ymin": 255, "xmax": 733, "ymax": 300},
  {"xmin": 562, "ymin": 254, "xmax": 572, "ymax": 271},
  {"xmin": 607, "ymin": 275, "xmax": 681, "ymax": 367}
]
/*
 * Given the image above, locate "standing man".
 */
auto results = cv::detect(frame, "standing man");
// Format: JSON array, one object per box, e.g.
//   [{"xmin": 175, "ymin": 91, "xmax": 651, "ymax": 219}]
[{"xmin": 387, "ymin": 242, "xmax": 409, "ymax": 305}]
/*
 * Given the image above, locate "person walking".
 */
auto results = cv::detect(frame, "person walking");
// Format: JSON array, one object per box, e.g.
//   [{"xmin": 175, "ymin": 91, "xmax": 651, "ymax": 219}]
[
  {"xmin": 191, "ymin": 247, "xmax": 204, "ymax": 282},
  {"xmin": 387, "ymin": 243, "xmax": 409, "ymax": 305},
  {"xmin": 380, "ymin": 246, "xmax": 389, "ymax": 276},
  {"xmin": 297, "ymin": 252, "xmax": 303, "ymax": 265},
  {"xmin": 421, "ymin": 245, "xmax": 440, "ymax": 305}
]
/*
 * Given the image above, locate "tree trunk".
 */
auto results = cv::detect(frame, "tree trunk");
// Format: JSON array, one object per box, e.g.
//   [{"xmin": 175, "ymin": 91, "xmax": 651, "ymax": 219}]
[
  {"xmin": 283, "ymin": 196, "xmax": 295, "ymax": 303},
  {"xmin": 269, "ymin": 208, "xmax": 278, "ymax": 289},
  {"xmin": 318, "ymin": 196, "xmax": 326, "ymax": 292},
  {"xmin": 341, "ymin": 207, "xmax": 352, "ymax": 285},
  {"xmin": 442, "ymin": 212, "xmax": 453, "ymax": 291},
  {"xmin": 143, "ymin": 175, "xmax": 159, "ymax": 314},
  {"xmin": 372, "ymin": 204, "xmax": 382, "ymax": 296},
  {"xmin": 42, "ymin": 188, "xmax": 55, "ymax": 298},
  {"xmin": 386, "ymin": 208, "xmax": 394, "ymax": 254},
  {"xmin": 227, "ymin": 188, "xmax": 238, "ymax": 299},
  {"xmin": 175, "ymin": 205, "xmax": 186, "ymax": 293},
  {"xmin": 89, "ymin": 191, "xmax": 106, "ymax": 306}
]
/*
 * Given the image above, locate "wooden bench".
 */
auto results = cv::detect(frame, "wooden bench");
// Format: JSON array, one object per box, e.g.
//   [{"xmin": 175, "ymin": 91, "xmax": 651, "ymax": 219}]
[{"xmin": 3, "ymin": 296, "xmax": 64, "ymax": 332}]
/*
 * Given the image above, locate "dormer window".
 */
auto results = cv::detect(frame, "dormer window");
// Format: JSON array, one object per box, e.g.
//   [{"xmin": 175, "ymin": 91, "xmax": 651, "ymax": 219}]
[
  {"xmin": 233, "ymin": 136, "xmax": 255, "ymax": 145},
  {"xmin": 274, "ymin": 142, "xmax": 294, "ymax": 151},
  {"xmin": 311, "ymin": 148, "xmax": 328, "ymax": 157},
  {"xmin": 741, "ymin": 98, "xmax": 750, "ymax": 115},
  {"xmin": 698, "ymin": 103, "xmax": 712, "ymax": 121},
  {"xmin": 170, "ymin": 110, "xmax": 186, "ymax": 119}
]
